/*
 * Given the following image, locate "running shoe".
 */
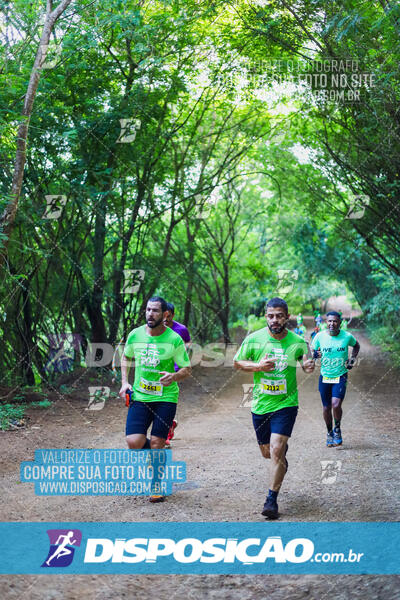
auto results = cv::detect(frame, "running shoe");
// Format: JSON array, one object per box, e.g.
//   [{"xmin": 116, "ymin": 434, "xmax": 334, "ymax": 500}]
[
  {"xmin": 326, "ymin": 431, "xmax": 335, "ymax": 447},
  {"xmin": 165, "ymin": 419, "xmax": 178, "ymax": 446},
  {"xmin": 261, "ymin": 495, "xmax": 279, "ymax": 519},
  {"xmin": 149, "ymin": 495, "xmax": 165, "ymax": 503},
  {"xmin": 333, "ymin": 426, "xmax": 342, "ymax": 446}
]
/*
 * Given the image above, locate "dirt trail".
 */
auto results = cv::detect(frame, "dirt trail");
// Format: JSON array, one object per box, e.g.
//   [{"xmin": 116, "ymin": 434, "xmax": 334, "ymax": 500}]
[{"xmin": 0, "ymin": 330, "xmax": 399, "ymax": 598}]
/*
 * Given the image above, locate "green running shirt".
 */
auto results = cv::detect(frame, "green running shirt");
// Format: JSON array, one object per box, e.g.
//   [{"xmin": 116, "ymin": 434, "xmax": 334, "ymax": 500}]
[
  {"xmin": 234, "ymin": 328, "xmax": 308, "ymax": 415},
  {"xmin": 312, "ymin": 329, "xmax": 357, "ymax": 378},
  {"xmin": 124, "ymin": 325, "xmax": 190, "ymax": 403}
]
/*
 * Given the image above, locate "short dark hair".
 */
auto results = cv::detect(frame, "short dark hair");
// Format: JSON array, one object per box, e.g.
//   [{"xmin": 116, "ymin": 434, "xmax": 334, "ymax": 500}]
[
  {"xmin": 326, "ymin": 311, "xmax": 341, "ymax": 319},
  {"xmin": 166, "ymin": 302, "xmax": 175, "ymax": 315},
  {"xmin": 147, "ymin": 296, "xmax": 168, "ymax": 312},
  {"xmin": 266, "ymin": 297, "xmax": 288, "ymax": 314}
]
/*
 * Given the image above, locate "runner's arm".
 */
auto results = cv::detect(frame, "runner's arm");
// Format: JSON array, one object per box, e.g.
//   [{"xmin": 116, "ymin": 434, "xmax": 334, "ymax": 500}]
[
  {"xmin": 346, "ymin": 341, "xmax": 360, "ymax": 369},
  {"xmin": 300, "ymin": 342, "xmax": 315, "ymax": 373},
  {"xmin": 234, "ymin": 360, "xmax": 260, "ymax": 372},
  {"xmin": 301, "ymin": 357, "xmax": 315, "ymax": 373},
  {"xmin": 119, "ymin": 354, "xmax": 134, "ymax": 397},
  {"xmin": 159, "ymin": 366, "xmax": 191, "ymax": 386},
  {"xmin": 234, "ymin": 357, "xmax": 276, "ymax": 372},
  {"xmin": 173, "ymin": 366, "xmax": 191, "ymax": 381}
]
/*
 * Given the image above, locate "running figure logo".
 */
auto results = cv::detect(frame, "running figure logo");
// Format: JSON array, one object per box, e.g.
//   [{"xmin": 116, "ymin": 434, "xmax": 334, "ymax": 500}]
[
  {"xmin": 240, "ymin": 384, "xmax": 254, "ymax": 407},
  {"xmin": 41, "ymin": 529, "xmax": 82, "ymax": 567},
  {"xmin": 320, "ymin": 460, "xmax": 342, "ymax": 485}
]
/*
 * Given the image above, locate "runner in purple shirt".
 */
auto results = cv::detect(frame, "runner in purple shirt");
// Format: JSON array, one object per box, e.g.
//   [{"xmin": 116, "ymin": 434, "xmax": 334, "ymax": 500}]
[{"xmin": 164, "ymin": 302, "xmax": 191, "ymax": 444}]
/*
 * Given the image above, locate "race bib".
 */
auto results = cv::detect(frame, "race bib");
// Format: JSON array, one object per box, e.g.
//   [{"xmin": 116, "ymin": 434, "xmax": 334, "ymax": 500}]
[
  {"xmin": 260, "ymin": 378, "xmax": 287, "ymax": 395},
  {"xmin": 139, "ymin": 377, "xmax": 163, "ymax": 396},
  {"xmin": 322, "ymin": 376, "xmax": 340, "ymax": 384}
]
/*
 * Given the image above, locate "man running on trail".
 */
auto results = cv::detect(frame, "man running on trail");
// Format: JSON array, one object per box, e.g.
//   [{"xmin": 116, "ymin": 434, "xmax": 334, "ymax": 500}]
[
  {"xmin": 119, "ymin": 296, "xmax": 191, "ymax": 502},
  {"xmin": 164, "ymin": 302, "xmax": 191, "ymax": 350},
  {"xmin": 339, "ymin": 311, "xmax": 349, "ymax": 331},
  {"xmin": 294, "ymin": 313, "xmax": 306, "ymax": 338},
  {"xmin": 311, "ymin": 310, "xmax": 360, "ymax": 447},
  {"xmin": 164, "ymin": 302, "xmax": 191, "ymax": 445},
  {"xmin": 234, "ymin": 297, "xmax": 315, "ymax": 520}
]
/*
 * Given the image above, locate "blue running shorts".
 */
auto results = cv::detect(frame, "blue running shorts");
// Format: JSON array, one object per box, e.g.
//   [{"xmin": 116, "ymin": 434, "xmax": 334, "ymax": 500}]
[
  {"xmin": 252, "ymin": 405, "xmax": 298, "ymax": 445},
  {"xmin": 126, "ymin": 400, "xmax": 177, "ymax": 439},
  {"xmin": 318, "ymin": 373, "xmax": 348, "ymax": 407}
]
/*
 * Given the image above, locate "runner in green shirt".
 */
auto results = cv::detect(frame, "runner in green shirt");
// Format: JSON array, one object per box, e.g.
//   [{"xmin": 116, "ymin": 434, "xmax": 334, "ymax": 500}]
[
  {"xmin": 312, "ymin": 311, "xmax": 360, "ymax": 447},
  {"xmin": 234, "ymin": 297, "xmax": 315, "ymax": 519},
  {"xmin": 119, "ymin": 296, "xmax": 191, "ymax": 502}
]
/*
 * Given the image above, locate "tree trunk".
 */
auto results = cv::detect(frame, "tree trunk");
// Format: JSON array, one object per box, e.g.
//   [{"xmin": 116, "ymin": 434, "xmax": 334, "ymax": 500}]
[
  {"xmin": 21, "ymin": 282, "xmax": 35, "ymax": 385},
  {"xmin": 0, "ymin": 0, "xmax": 73, "ymax": 263}
]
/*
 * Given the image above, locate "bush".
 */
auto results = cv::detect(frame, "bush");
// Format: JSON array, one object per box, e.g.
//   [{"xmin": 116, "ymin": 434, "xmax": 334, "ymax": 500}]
[{"xmin": 0, "ymin": 404, "xmax": 25, "ymax": 430}]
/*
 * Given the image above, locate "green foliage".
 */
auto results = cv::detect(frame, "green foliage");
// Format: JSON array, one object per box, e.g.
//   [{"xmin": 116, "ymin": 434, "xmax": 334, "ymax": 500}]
[
  {"xmin": 1, "ymin": 0, "xmax": 400, "ymax": 386},
  {"xmin": 0, "ymin": 404, "xmax": 25, "ymax": 431},
  {"xmin": 247, "ymin": 314, "xmax": 266, "ymax": 332}
]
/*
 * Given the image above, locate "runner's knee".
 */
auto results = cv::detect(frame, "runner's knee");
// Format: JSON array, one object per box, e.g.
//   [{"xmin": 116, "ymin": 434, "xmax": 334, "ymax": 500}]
[
  {"xmin": 126, "ymin": 434, "xmax": 146, "ymax": 449},
  {"xmin": 270, "ymin": 440, "xmax": 286, "ymax": 461},
  {"xmin": 150, "ymin": 436, "xmax": 165, "ymax": 449},
  {"xmin": 259, "ymin": 444, "xmax": 270, "ymax": 459}
]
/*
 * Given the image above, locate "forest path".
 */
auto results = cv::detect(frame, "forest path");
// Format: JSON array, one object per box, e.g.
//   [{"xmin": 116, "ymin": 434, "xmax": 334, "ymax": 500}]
[{"xmin": 0, "ymin": 329, "xmax": 399, "ymax": 598}]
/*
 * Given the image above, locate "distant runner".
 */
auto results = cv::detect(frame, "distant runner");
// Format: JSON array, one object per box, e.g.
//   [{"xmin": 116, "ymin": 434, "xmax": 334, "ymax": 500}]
[
  {"xmin": 293, "ymin": 313, "xmax": 306, "ymax": 338},
  {"xmin": 311, "ymin": 311, "xmax": 322, "ymax": 340},
  {"xmin": 164, "ymin": 302, "xmax": 191, "ymax": 445},
  {"xmin": 119, "ymin": 296, "xmax": 191, "ymax": 502},
  {"xmin": 234, "ymin": 297, "xmax": 315, "ymax": 520},
  {"xmin": 312, "ymin": 311, "xmax": 360, "ymax": 447},
  {"xmin": 339, "ymin": 311, "xmax": 349, "ymax": 330}
]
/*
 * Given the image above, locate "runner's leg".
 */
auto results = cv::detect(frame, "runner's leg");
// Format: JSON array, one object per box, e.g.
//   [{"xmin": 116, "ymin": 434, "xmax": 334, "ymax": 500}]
[
  {"xmin": 150, "ymin": 435, "xmax": 166, "ymax": 449},
  {"xmin": 254, "ymin": 407, "xmax": 297, "ymax": 518},
  {"xmin": 332, "ymin": 397, "xmax": 343, "ymax": 445},
  {"xmin": 148, "ymin": 402, "xmax": 177, "ymax": 502},
  {"xmin": 331, "ymin": 375, "xmax": 347, "ymax": 445},
  {"xmin": 126, "ymin": 401, "xmax": 153, "ymax": 449},
  {"xmin": 319, "ymin": 375, "xmax": 335, "ymax": 445},
  {"xmin": 269, "ymin": 432, "xmax": 290, "ymax": 491},
  {"xmin": 322, "ymin": 406, "xmax": 333, "ymax": 431},
  {"xmin": 332, "ymin": 397, "xmax": 343, "ymax": 423}
]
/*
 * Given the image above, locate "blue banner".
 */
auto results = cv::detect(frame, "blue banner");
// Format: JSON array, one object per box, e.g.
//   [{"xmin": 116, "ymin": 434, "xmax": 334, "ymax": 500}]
[{"xmin": 0, "ymin": 522, "xmax": 398, "ymax": 574}]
